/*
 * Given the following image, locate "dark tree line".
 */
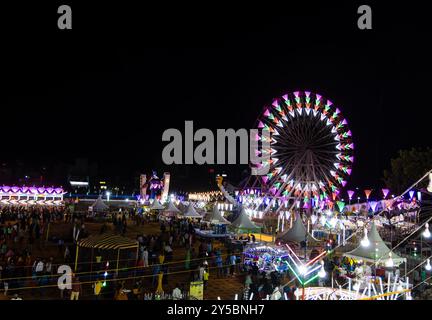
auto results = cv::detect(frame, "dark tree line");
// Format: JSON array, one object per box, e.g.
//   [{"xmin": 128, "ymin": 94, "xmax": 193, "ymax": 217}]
[{"xmin": 383, "ymin": 148, "xmax": 432, "ymax": 194}]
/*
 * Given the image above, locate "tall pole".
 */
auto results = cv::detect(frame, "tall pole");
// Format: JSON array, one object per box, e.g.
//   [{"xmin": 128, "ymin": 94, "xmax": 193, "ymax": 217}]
[{"xmin": 74, "ymin": 244, "xmax": 79, "ymax": 272}]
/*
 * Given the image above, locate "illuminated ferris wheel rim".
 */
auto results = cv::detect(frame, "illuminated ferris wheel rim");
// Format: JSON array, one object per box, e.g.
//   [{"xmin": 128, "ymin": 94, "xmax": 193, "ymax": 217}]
[{"xmin": 254, "ymin": 90, "xmax": 354, "ymax": 200}]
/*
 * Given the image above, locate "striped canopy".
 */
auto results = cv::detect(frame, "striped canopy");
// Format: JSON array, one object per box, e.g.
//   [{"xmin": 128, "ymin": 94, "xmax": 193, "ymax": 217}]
[{"xmin": 78, "ymin": 233, "xmax": 138, "ymax": 250}]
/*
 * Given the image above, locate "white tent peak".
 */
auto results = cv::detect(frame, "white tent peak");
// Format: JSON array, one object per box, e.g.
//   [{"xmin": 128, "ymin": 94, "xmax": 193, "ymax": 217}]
[
  {"xmin": 91, "ymin": 196, "xmax": 109, "ymax": 212},
  {"xmin": 276, "ymin": 213, "xmax": 316, "ymax": 243},
  {"xmin": 344, "ymin": 221, "xmax": 405, "ymax": 265},
  {"xmin": 231, "ymin": 207, "xmax": 258, "ymax": 230},
  {"xmin": 165, "ymin": 201, "xmax": 180, "ymax": 213},
  {"xmin": 207, "ymin": 205, "xmax": 231, "ymax": 225},
  {"xmin": 183, "ymin": 203, "xmax": 202, "ymax": 218},
  {"xmin": 150, "ymin": 199, "xmax": 165, "ymax": 210}
]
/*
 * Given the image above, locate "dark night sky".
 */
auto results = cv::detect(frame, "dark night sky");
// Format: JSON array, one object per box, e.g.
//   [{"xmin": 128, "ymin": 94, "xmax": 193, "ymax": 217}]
[{"xmin": 2, "ymin": 2, "xmax": 430, "ymax": 192}]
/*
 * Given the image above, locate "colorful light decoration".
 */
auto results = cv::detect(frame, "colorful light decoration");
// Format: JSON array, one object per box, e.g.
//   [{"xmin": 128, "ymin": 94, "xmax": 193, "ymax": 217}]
[
  {"xmin": 336, "ymin": 201, "xmax": 345, "ymax": 213},
  {"xmin": 409, "ymin": 190, "xmax": 415, "ymax": 200},
  {"xmin": 0, "ymin": 185, "xmax": 65, "ymax": 206},
  {"xmin": 255, "ymin": 91, "xmax": 353, "ymax": 202},
  {"xmin": 347, "ymin": 190, "xmax": 355, "ymax": 201},
  {"xmin": 364, "ymin": 189, "xmax": 372, "ymax": 200},
  {"xmin": 369, "ymin": 201, "xmax": 378, "ymax": 212},
  {"xmin": 382, "ymin": 188, "xmax": 390, "ymax": 199},
  {"xmin": 284, "ymin": 244, "xmax": 327, "ymax": 286}
]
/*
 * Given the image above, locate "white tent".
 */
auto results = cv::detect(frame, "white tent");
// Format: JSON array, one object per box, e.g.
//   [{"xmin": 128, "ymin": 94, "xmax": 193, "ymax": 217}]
[
  {"xmin": 150, "ymin": 199, "xmax": 165, "ymax": 210},
  {"xmin": 182, "ymin": 203, "xmax": 202, "ymax": 218},
  {"xmin": 206, "ymin": 205, "xmax": 231, "ymax": 225},
  {"xmin": 231, "ymin": 208, "xmax": 259, "ymax": 231},
  {"xmin": 276, "ymin": 214, "xmax": 317, "ymax": 243},
  {"xmin": 164, "ymin": 201, "xmax": 180, "ymax": 214},
  {"xmin": 91, "ymin": 196, "xmax": 109, "ymax": 212},
  {"xmin": 344, "ymin": 221, "xmax": 406, "ymax": 266}
]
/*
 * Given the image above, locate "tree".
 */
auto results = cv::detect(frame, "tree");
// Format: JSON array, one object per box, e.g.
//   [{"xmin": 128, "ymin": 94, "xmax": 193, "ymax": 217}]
[{"xmin": 383, "ymin": 148, "xmax": 432, "ymax": 194}]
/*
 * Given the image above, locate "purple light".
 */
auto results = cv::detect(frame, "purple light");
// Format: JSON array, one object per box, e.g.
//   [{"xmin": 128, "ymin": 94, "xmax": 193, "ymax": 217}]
[
  {"xmin": 382, "ymin": 188, "xmax": 390, "ymax": 199},
  {"xmin": 0, "ymin": 185, "xmax": 64, "ymax": 195},
  {"xmin": 370, "ymin": 201, "xmax": 378, "ymax": 212},
  {"xmin": 409, "ymin": 190, "xmax": 415, "ymax": 200},
  {"xmin": 347, "ymin": 190, "xmax": 355, "ymax": 200}
]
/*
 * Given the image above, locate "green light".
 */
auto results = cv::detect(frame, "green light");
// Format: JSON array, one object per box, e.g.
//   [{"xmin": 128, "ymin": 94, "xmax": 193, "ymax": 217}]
[
  {"xmin": 285, "ymin": 261, "xmax": 304, "ymax": 285},
  {"xmin": 303, "ymin": 274, "xmax": 319, "ymax": 285}
]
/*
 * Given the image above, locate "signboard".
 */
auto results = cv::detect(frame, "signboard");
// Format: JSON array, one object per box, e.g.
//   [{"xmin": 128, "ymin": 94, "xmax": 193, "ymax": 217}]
[{"xmin": 189, "ymin": 281, "xmax": 204, "ymax": 300}]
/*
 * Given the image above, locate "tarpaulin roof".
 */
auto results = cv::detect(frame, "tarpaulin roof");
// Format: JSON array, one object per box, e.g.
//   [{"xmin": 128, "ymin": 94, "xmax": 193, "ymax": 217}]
[
  {"xmin": 276, "ymin": 214, "xmax": 317, "ymax": 243},
  {"xmin": 150, "ymin": 199, "xmax": 165, "ymax": 210},
  {"xmin": 231, "ymin": 208, "xmax": 259, "ymax": 230},
  {"xmin": 164, "ymin": 201, "xmax": 180, "ymax": 213},
  {"xmin": 344, "ymin": 221, "xmax": 406, "ymax": 265},
  {"xmin": 78, "ymin": 233, "xmax": 138, "ymax": 250},
  {"xmin": 181, "ymin": 203, "xmax": 202, "ymax": 218},
  {"xmin": 206, "ymin": 205, "xmax": 231, "ymax": 225},
  {"xmin": 91, "ymin": 196, "xmax": 109, "ymax": 212}
]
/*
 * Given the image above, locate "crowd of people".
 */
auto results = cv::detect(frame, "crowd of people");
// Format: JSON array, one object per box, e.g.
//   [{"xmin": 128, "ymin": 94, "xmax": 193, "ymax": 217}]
[
  {"xmin": 0, "ymin": 204, "xmax": 336, "ymax": 301},
  {"xmin": 0, "ymin": 205, "xmax": 73, "ymax": 299}
]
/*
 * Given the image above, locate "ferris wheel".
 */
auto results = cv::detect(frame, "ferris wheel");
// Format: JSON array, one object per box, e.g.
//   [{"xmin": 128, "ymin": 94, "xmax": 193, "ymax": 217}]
[{"xmin": 252, "ymin": 90, "xmax": 354, "ymax": 206}]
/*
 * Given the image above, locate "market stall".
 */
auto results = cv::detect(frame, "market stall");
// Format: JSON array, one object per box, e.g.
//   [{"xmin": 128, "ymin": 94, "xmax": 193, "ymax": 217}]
[
  {"xmin": 75, "ymin": 233, "xmax": 139, "ymax": 275},
  {"xmin": 179, "ymin": 203, "xmax": 203, "ymax": 219},
  {"xmin": 230, "ymin": 207, "xmax": 261, "ymax": 234},
  {"xmin": 276, "ymin": 214, "xmax": 318, "ymax": 245}
]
